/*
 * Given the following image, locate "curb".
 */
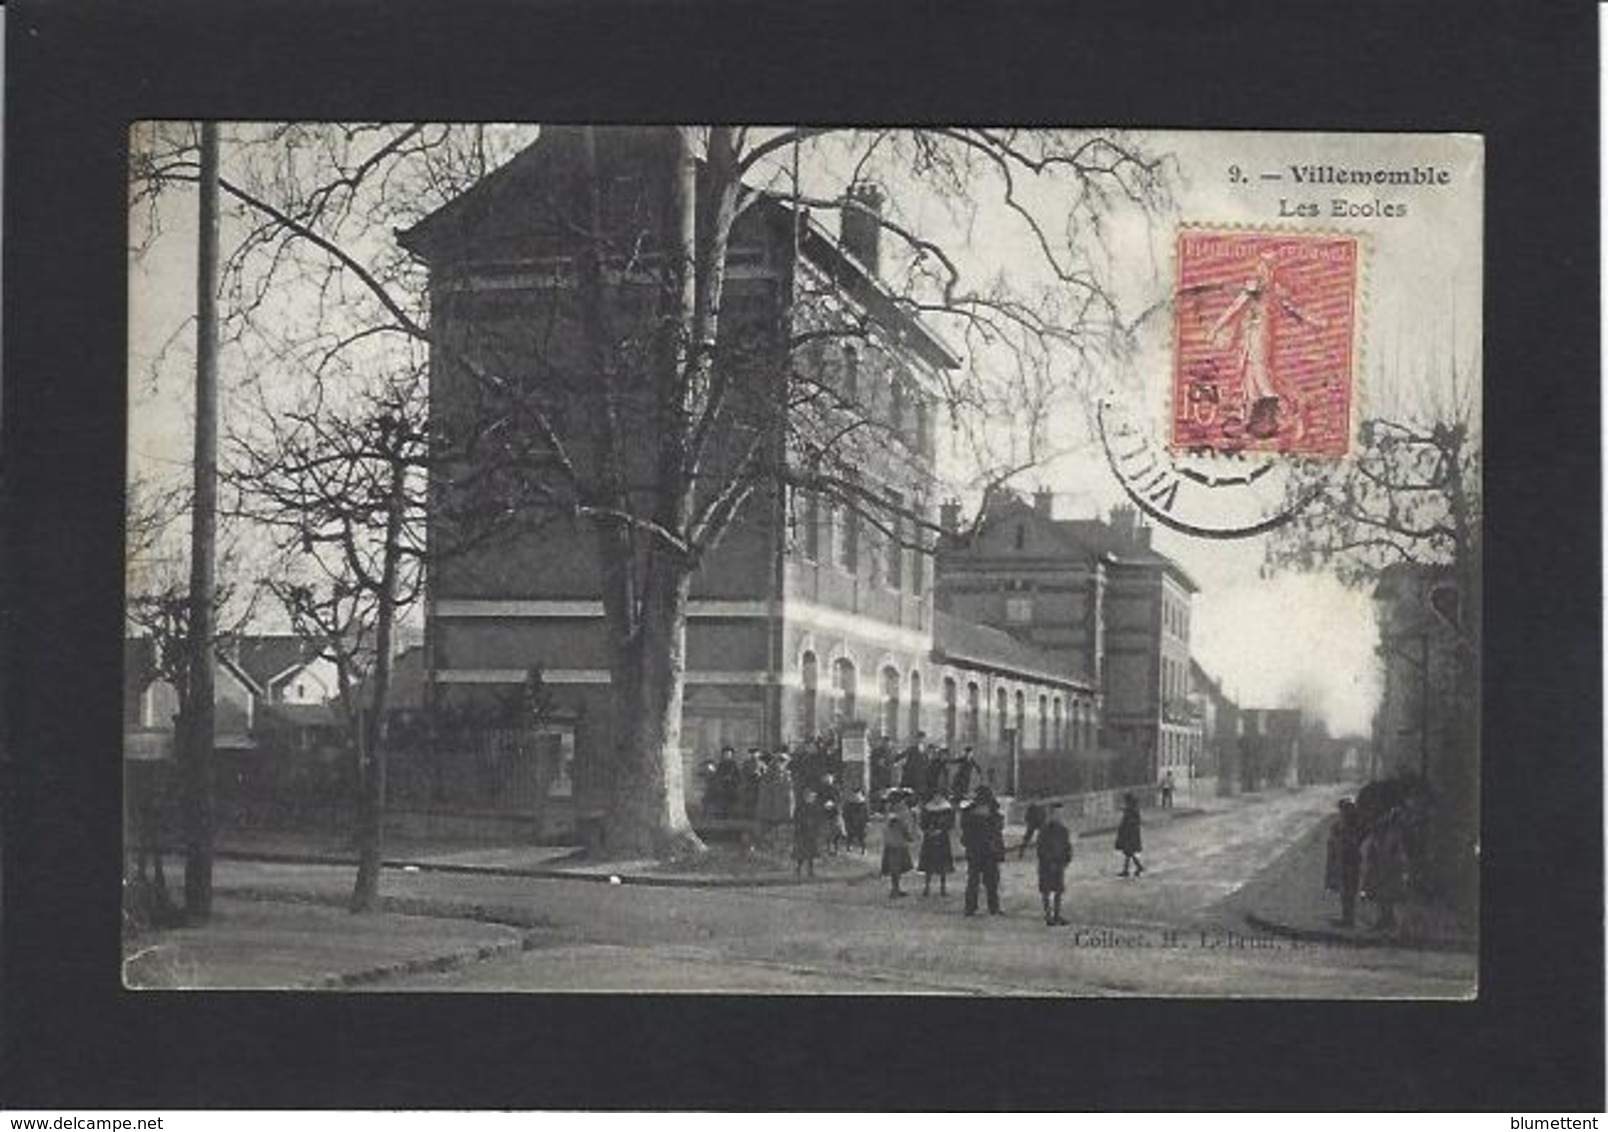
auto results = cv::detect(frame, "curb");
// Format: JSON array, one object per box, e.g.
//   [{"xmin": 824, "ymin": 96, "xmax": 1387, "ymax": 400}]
[
  {"xmin": 217, "ymin": 848, "xmax": 880, "ymax": 890},
  {"xmin": 304, "ymin": 932, "xmax": 542, "ymax": 989}
]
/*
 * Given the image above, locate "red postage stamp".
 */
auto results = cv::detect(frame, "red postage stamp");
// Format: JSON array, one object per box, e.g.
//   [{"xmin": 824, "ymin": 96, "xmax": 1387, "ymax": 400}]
[{"xmin": 1172, "ymin": 227, "xmax": 1361, "ymax": 458}]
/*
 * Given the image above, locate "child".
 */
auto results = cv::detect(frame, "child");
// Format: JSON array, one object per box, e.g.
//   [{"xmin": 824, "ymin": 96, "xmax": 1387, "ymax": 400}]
[
  {"xmin": 881, "ymin": 789, "xmax": 916, "ymax": 898},
  {"xmin": 843, "ymin": 787, "xmax": 870, "ymax": 854},
  {"xmin": 918, "ymin": 792, "xmax": 956, "ymax": 897},
  {"xmin": 1036, "ymin": 802, "xmax": 1073, "ymax": 925},
  {"xmin": 1018, "ymin": 798, "xmax": 1047, "ymax": 859},
  {"xmin": 793, "ymin": 789, "xmax": 822, "ymax": 878},
  {"xmin": 1114, "ymin": 792, "xmax": 1145, "ymax": 877}
]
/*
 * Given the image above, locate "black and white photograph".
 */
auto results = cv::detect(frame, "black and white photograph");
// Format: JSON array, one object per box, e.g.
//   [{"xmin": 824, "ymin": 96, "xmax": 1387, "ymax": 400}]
[{"xmin": 120, "ymin": 124, "xmax": 1482, "ymax": 999}]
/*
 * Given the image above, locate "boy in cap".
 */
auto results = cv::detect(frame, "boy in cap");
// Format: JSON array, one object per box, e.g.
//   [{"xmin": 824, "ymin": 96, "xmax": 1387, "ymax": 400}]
[{"xmin": 1036, "ymin": 801, "xmax": 1073, "ymax": 926}]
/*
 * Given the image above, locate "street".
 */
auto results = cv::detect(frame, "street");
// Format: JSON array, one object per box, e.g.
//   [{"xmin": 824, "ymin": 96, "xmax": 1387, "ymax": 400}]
[{"xmin": 214, "ymin": 786, "xmax": 1475, "ymax": 998}]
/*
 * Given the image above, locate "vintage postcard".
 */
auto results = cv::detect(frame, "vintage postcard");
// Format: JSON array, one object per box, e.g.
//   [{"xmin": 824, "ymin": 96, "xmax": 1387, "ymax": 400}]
[{"xmin": 123, "ymin": 126, "xmax": 1481, "ymax": 998}]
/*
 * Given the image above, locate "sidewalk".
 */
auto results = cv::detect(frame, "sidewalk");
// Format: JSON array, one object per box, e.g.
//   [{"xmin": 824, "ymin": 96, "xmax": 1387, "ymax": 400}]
[
  {"xmin": 122, "ymin": 895, "xmax": 532, "ymax": 989},
  {"xmin": 1219, "ymin": 817, "xmax": 1478, "ymax": 953}
]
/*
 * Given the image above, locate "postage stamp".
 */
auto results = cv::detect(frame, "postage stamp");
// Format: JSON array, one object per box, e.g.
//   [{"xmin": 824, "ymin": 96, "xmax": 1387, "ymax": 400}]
[{"xmin": 1172, "ymin": 227, "xmax": 1362, "ymax": 458}]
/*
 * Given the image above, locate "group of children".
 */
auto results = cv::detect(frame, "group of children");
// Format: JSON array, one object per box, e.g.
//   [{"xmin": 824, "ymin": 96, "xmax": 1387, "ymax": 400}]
[{"xmin": 868, "ymin": 785, "xmax": 1115, "ymax": 927}]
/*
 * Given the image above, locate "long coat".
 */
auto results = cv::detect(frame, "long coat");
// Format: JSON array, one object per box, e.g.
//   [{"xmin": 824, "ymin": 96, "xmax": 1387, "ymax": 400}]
[
  {"xmin": 1036, "ymin": 818, "xmax": 1073, "ymax": 893},
  {"xmin": 793, "ymin": 801, "xmax": 822, "ymax": 862},
  {"xmin": 1114, "ymin": 808, "xmax": 1142, "ymax": 854},
  {"xmin": 960, "ymin": 805, "xmax": 1005, "ymax": 867},
  {"xmin": 918, "ymin": 803, "xmax": 956, "ymax": 875},
  {"xmin": 881, "ymin": 804, "xmax": 916, "ymax": 877}
]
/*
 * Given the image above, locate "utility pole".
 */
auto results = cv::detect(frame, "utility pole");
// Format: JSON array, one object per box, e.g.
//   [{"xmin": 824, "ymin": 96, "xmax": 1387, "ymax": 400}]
[{"xmin": 182, "ymin": 121, "xmax": 221, "ymax": 920}]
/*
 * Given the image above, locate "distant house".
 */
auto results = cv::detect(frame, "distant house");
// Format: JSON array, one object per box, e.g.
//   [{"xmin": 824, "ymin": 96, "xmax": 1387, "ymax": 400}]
[
  {"xmin": 122, "ymin": 634, "xmax": 342, "ymax": 759},
  {"xmin": 1188, "ymin": 658, "xmax": 1239, "ymax": 793},
  {"xmin": 123, "ymin": 637, "xmax": 257, "ymax": 758}
]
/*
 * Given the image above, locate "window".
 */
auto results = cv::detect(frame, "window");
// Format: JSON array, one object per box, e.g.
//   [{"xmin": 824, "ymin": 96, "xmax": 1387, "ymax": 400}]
[
  {"xmin": 1053, "ymin": 697, "xmax": 1064, "ymax": 750},
  {"xmin": 966, "ymin": 682, "xmax": 981, "ymax": 744},
  {"xmin": 943, "ymin": 677, "xmax": 958, "ymax": 746},
  {"xmin": 842, "ymin": 346, "xmax": 860, "ymax": 403},
  {"xmin": 996, "ymin": 687, "xmax": 1009, "ymax": 743},
  {"xmin": 886, "ymin": 492, "xmax": 904, "ymax": 589},
  {"xmin": 1038, "ymin": 694, "xmax": 1048, "ymax": 751},
  {"xmin": 799, "ymin": 652, "xmax": 818, "ymax": 737},
  {"xmin": 834, "ymin": 658, "xmax": 857, "ymax": 724},
  {"xmin": 890, "ymin": 378, "xmax": 906, "ymax": 435},
  {"xmin": 1014, "ymin": 523, "xmax": 1026, "ymax": 550},
  {"xmin": 881, "ymin": 666, "xmax": 901, "ymax": 741},
  {"xmin": 1014, "ymin": 690, "xmax": 1026, "ymax": 749},
  {"xmin": 839, "ymin": 500, "xmax": 859, "ymax": 572},
  {"xmin": 803, "ymin": 491, "xmax": 820, "ymax": 560},
  {"xmin": 914, "ymin": 396, "xmax": 929, "ymax": 455},
  {"xmin": 1005, "ymin": 595, "xmax": 1033, "ymax": 625},
  {"xmin": 909, "ymin": 670, "xmax": 923, "ymax": 739},
  {"xmin": 910, "ymin": 534, "xmax": 926, "ymax": 596}
]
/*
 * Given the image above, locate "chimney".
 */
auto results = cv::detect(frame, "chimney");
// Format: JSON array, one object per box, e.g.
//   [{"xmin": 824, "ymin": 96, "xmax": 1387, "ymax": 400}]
[
  {"xmin": 1108, "ymin": 503, "xmax": 1136, "ymax": 546},
  {"xmin": 840, "ymin": 183, "xmax": 884, "ymax": 276},
  {"xmin": 1033, "ymin": 486, "xmax": 1054, "ymax": 518},
  {"xmin": 939, "ymin": 498, "xmax": 961, "ymax": 534}
]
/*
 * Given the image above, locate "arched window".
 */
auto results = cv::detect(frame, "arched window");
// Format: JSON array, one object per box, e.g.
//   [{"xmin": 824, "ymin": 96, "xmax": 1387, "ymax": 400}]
[
  {"xmin": 1014, "ymin": 690, "xmax": 1026, "ymax": 749},
  {"xmin": 996, "ymin": 687, "xmax": 1009, "ymax": 744},
  {"xmin": 943, "ymin": 676, "xmax": 958, "ymax": 746},
  {"xmin": 1038, "ymin": 694, "xmax": 1049, "ymax": 751},
  {"xmin": 908, "ymin": 670, "xmax": 923, "ymax": 740},
  {"xmin": 833, "ymin": 657, "xmax": 857, "ymax": 725},
  {"xmin": 799, "ymin": 651, "xmax": 818, "ymax": 738},
  {"xmin": 966, "ymin": 682, "xmax": 981, "ymax": 744},
  {"xmin": 1053, "ymin": 697, "xmax": 1064, "ymax": 750},
  {"xmin": 842, "ymin": 345, "xmax": 860, "ymax": 403},
  {"xmin": 881, "ymin": 665, "xmax": 901, "ymax": 741}
]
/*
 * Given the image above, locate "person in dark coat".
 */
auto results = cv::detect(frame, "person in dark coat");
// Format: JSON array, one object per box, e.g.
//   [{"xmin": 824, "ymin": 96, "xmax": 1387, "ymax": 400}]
[
  {"xmin": 1160, "ymin": 770, "xmax": 1176, "ymax": 810},
  {"xmin": 1363, "ymin": 809, "xmax": 1409, "ymax": 931},
  {"xmin": 949, "ymin": 747, "xmax": 982, "ymax": 803},
  {"xmin": 1114, "ymin": 792, "xmax": 1145, "ymax": 877},
  {"xmin": 843, "ymin": 786, "xmax": 870, "ymax": 853},
  {"xmin": 960, "ymin": 785, "xmax": 1006, "ymax": 916},
  {"xmin": 818, "ymin": 773, "xmax": 845, "ymax": 855},
  {"xmin": 897, "ymin": 740, "xmax": 930, "ymax": 796},
  {"xmin": 1036, "ymin": 802, "xmax": 1074, "ymax": 926},
  {"xmin": 793, "ymin": 790, "xmax": 822, "ymax": 878},
  {"xmin": 712, "ymin": 747, "xmax": 740, "ymax": 819},
  {"xmin": 918, "ymin": 793, "xmax": 956, "ymax": 896},
  {"xmin": 881, "ymin": 790, "xmax": 917, "ymax": 897},
  {"xmin": 1018, "ymin": 798, "xmax": 1048, "ymax": 859},
  {"xmin": 924, "ymin": 746, "xmax": 950, "ymax": 798},
  {"xmin": 1324, "ymin": 797, "xmax": 1363, "ymax": 927}
]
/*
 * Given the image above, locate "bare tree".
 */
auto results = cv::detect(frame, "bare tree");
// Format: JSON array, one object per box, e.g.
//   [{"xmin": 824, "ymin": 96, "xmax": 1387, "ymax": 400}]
[
  {"xmin": 131, "ymin": 123, "xmax": 1172, "ymax": 858},
  {"xmin": 228, "ymin": 368, "xmax": 428, "ymax": 911}
]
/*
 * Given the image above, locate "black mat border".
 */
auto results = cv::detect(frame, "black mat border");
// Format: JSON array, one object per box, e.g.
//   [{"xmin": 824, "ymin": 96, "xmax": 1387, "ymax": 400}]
[{"xmin": 3, "ymin": 0, "xmax": 1601, "ymax": 1112}]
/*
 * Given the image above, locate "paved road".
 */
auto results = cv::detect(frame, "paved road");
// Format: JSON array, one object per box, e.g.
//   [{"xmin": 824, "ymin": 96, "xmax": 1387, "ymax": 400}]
[{"xmin": 216, "ymin": 786, "xmax": 1476, "ymax": 998}]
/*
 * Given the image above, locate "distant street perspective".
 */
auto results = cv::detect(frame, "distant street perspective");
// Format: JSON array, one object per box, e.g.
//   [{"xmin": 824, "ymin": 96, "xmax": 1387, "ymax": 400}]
[{"xmin": 124, "ymin": 125, "xmax": 1482, "ymax": 997}]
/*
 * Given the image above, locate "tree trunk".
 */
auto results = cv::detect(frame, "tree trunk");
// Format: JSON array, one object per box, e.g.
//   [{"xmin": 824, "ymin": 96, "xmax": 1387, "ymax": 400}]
[
  {"xmin": 181, "ymin": 120, "xmax": 221, "ymax": 922},
  {"xmin": 351, "ymin": 462, "xmax": 407, "ymax": 912},
  {"xmin": 602, "ymin": 565, "xmax": 702, "ymax": 857}
]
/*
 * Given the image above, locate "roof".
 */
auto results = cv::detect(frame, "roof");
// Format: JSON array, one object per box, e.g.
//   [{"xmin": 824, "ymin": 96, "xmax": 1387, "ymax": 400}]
[
  {"xmin": 355, "ymin": 645, "xmax": 428, "ymax": 713},
  {"xmin": 931, "ymin": 611, "xmax": 1091, "ymax": 691},
  {"xmin": 224, "ymin": 635, "xmax": 319, "ymax": 694},
  {"xmin": 398, "ymin": 126, "xmax": 961, "ymax": 373},
  {"xmin": 942, "ymin": 494, "xmax": 1199, "ymax": 593}
]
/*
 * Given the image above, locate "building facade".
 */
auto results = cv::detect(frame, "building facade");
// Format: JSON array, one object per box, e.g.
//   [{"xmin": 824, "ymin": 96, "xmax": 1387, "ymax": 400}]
[
  {"xmin": 935, "ymin": 496, "xmax": 1201, "ymax": 783},
  {"xmin": 401, "ymin": 127, "xmax": 1095, "ymax": 808}
]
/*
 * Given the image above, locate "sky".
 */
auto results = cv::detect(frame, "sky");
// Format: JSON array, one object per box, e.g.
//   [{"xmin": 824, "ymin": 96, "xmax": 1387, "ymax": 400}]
[{"xmin": 128, "ymin": 127, "xmax": 1483, "ymax": 736}]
